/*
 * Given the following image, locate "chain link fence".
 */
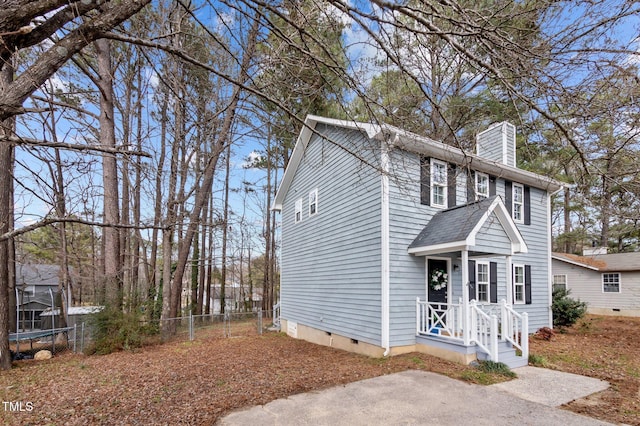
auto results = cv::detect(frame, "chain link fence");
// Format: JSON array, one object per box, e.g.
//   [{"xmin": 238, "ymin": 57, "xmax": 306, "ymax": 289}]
[{"xmin": 10, "ymin": 310, "xmax": 269, "ymax": 360}]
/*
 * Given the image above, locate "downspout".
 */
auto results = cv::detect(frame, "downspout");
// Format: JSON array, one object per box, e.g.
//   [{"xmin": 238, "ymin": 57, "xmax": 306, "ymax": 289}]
[
  {"xmin": 381, "ymin": 137, "xmax": 391, "ymax": 356},
  {"xmin": 547, "ymin": 186, "xmax": 564, "ymax": 327}
]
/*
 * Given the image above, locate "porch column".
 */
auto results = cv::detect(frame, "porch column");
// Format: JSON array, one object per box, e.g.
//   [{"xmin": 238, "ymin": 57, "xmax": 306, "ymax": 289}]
[
  {"xmin": 461, "ymin": 249, "xmax": 470, "ymax": 346},
  {"xmin": 505, "ymin": 255, "xmax": 512, "ymax": 306}
]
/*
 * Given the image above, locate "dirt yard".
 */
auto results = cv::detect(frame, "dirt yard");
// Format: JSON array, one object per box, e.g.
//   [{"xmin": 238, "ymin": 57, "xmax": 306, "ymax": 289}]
[
  {"xmin": 0, "ymin": 315, "xmax": 638, "ymax": 425},
  {"xmin": 529, "ymin": 315, "xmax": 640, "ymax": 425}
]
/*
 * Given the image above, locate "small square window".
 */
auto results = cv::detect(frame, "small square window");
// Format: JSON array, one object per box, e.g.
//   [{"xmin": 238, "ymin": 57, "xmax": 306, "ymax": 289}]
[
  {"xmin": 602, "ymin": 273, "xmax": 620, "ymax": 293},
  {"xmin": 308, "ymin": 189, "xmax": 318, "ymax": 216},
  {"xmin": 553, "ymin": 274, "xmax": 567, "ymax": 292}
]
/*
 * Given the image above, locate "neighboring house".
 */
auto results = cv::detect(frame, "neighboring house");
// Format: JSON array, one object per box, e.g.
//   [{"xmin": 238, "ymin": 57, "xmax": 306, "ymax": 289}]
[
  {"xmin": 273, "ymin": 116, "xmax": 564, "ymax": 367},
  {"xmin": 15, "ymin": 264, "xmax": 64, "ymax": 330},
  {"xmin": 182, "ymin": 284, "xmax": 263, "ymax": 315},
  {"xmin": 552, "ymin": 249, "xmax": 640, "ymax": 317},
  {"xmin": 40, "ymin": 306, "xmax": 103, "ymax": 329}
]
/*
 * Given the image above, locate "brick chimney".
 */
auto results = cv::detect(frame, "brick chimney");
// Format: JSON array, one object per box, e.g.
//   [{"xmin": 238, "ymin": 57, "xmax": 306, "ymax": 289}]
[{"xmin": 476, "ymin": 122, "xmax": 516, "ymax": 167}]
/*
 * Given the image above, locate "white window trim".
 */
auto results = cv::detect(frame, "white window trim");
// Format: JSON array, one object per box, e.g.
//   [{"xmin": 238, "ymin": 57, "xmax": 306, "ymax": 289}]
[
  {"xmin": 513, "ymin": 264, "xmax": 525, "ymax": 304},
  {"xmin": 308, "ymin": 188, "xmax": 318, "ymax": 217},
  {"xmin": 430, "ymin": 158, "xmax": 447, "ymax": 208},
  {"xmin": 512, "ymin": 183, "xmax": 524, "ymax": 223},
  {"xmin": 476, "ymin": 261, "xmax": 490, "ymax": 303},
  {"xmin": 601, "ymin": 272, "xmax": 621, "ymax": 293},
  {"xmin": 294, "ymin": 198, "xmax": 303, "ymax": 223},
  {"xmin": 475, "ymin": 172, "xmax": 489, "ymax": 200},
  {"xmin": 553, "ymin": 274, "xmax": 567, "ymax": 292}
]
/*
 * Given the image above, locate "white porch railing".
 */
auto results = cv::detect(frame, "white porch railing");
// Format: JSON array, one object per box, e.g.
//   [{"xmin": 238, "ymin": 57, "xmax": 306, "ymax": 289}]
[
  {"xmin": 416, "ymin": 298, "xmax": 464, "ymax": 342},
  {"xmin": 499, "ymin": 299, "xmax": 529, "ymax": 360},
  {"xmin": 470, "ymin": 300, "xmax": 499, "ymax": 361},
  {"xmin": 417, "ymin": 298, "xmax": 528, "ymax": 364}
]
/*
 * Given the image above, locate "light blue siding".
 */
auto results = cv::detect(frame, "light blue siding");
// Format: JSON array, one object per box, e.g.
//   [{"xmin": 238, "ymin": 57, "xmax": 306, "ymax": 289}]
[
  {"xmin": 280, "ymin": 121, "xmax": 553, "ymax": 349},
  {"xmin": 471, "ymin": 217, "xmax": 513, "ymax": 256},
  {"xmin": 387, "ymin": 149, "xmax": 442, "ymax": 346},
  {"xmin": 280, "ymin": 124, "xmax": 383, "ymax": 345},
  {"xmin": 477, "ymin": 125, "xmax": 504, "ymax": 164},
  {"xmin": 499, "ymin": 181, "xmax": 552, "ymax": 331}
]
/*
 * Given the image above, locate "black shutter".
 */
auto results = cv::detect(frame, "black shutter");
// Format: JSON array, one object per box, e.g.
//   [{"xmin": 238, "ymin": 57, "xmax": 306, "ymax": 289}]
[
  {"xmin": 490, "ymin": 262, "xmax": 498, "ymax": 303},
  {"xmin": 525, "ymin": 265, "xmax": 532, "ymax": 304},
  {"xmin": 448, "ymin": 164, "xmax": 457, "ymax": 208},
  {"xmin": 420, "ymin": 156, "xmax": 430, "ymax": 206},
  {"xmin": 524, "ymin": 185, "xmax": 531, "ymax": 225},
  {"xmin": 489, "ymin": 176, "xmax": 496, "ymax": 197},
  {"xmin": 467, "ymin": 170, "xmax": 475, "ymax": 202},
  {"xmin": 468, "ymin": 260, "xmax": 476, "ymax": 301},
  {"xmin": 504, "ymin": 180, "xmax": 512, "ymax": 215}
]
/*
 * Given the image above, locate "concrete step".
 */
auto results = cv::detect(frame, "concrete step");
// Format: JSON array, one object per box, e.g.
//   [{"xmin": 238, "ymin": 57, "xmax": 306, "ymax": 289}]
[{"xmin": 476, "ymin": 341, "xmax": 527, "ymax": 369}]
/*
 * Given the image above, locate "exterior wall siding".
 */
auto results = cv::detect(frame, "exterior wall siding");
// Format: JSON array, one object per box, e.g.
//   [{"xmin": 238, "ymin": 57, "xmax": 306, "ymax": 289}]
[
  {"xmin": 552, "ymin": 260, "xmax": 640, "ymax": 314},
  {"xmin": 386, "ymin": 149, "xmax": 553, "ymax": 344},
  {"xmin": 470, "ymin": 217, "xmax": 513, "ymax": 256},
  {"xmin": 280, "ymin": 124, "xmax": 383, "ymax": 346},
  {"xmin": 477, "ymin": 126, "xmax": 504, "ymax": 164},
  {"xmin": 502, "ymin": 182, "xmax": 552, "ymax": 331},
  {"xmin": 280, "ymin": 120, "xmax": 555, "ymax": 351},
  {"xmin": 387, "ymin": 149, "xmax": 439, "ymax": 347}
]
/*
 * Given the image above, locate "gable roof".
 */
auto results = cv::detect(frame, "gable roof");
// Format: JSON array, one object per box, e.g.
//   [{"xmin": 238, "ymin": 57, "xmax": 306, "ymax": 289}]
[
  {"xmin": 16, "ymin": 264, "xmax": 61, "ymax": 287},
  {"xmin": 408, "ymin": 196, "xmax": 527, "ymax": 256},
  {"xmin": 273, "ymin": 115, "xmax": 565, "ymax": 211},
  {"xmin": 553, "ymin": 252, "xmax": 640, "ymax": 272}
]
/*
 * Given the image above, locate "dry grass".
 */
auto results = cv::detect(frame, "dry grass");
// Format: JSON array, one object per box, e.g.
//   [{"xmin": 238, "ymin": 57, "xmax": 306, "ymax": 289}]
[
  {"xmin": 0, "ymin": 315, "xmax": 638, "ymax": 425},
  {"xmin": 529, "ymin": 315, "xmax": 640, "ymax": 425}
]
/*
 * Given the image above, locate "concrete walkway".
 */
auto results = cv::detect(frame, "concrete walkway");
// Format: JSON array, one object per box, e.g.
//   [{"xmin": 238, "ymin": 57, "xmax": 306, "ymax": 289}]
[
  {"xmin": 491, "ymin": 366, "xmax": 609, "ymax": 407},
  {"xmin": 218, "ymin": 369, "xmax": 611, "ymax": 425}
]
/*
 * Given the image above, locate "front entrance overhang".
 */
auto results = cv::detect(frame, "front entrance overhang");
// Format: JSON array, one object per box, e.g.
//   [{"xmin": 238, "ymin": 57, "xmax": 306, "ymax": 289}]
[{"xmin": 408, "ymin": 196, "xmax": 527, "ymax": 258}]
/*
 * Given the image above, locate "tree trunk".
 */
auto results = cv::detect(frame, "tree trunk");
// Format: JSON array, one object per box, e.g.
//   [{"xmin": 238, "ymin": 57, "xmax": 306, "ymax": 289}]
[
  {"xmin": 96, "ymin": 38, "xmax": 122, "ymax": 308},
  {"xmin": 167, "ymin": 14, "xmax": 260, "ymax": 325},
  {"xmin": 0, "ymin": 62, "xmax": 15, "ymax": 369},
  {"xmin": 220, "ymin": 144, "xmax": 231, "ymax": 314}
]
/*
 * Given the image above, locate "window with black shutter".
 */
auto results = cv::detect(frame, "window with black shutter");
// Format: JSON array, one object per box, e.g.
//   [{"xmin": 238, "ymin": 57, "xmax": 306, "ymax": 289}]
[{"xmin": 420, "ymin": 156, "xmax": 430, "ymax": 205}]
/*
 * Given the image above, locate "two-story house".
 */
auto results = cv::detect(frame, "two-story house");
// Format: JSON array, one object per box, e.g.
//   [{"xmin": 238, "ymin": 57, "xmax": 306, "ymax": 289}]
[{"xmin": 273, "ymin": 116, "xmax": 564, "ymax": 367}]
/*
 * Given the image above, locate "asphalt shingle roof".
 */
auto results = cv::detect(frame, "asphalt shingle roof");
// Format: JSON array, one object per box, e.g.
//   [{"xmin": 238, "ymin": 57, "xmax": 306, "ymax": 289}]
[
  {"xmin": 409, "ymin": 196, "xmax": 498, "ymax": 249},
  {"xmin": 553, "ymin": 252, "xmax": 640, "ymax": 272}
]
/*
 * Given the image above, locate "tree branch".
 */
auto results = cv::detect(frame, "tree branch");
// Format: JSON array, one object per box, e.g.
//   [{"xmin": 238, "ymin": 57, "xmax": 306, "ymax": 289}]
[{"xmin": 1, "ymin": 136, "xmax": 152, "ymax": 157}]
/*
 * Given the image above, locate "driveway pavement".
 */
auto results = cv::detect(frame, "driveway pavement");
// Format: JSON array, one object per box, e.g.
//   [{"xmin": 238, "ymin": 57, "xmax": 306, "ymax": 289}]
[{"xmin": 218, "ymin": 368, "xmax": 611, "ymax": 425}]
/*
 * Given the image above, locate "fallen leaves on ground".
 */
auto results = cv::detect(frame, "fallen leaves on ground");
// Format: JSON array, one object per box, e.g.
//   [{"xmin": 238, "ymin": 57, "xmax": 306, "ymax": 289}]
[
  {"xmin": 530, "ymin": 315, "xmax": 640, "ymax": 425},
  {"xmin": 1, "ymin": 315, "xmax": 637, "ymax": 425},
  {"xmin": 0, "ymin": 331, "xmax": 476, "ymax": 425}
]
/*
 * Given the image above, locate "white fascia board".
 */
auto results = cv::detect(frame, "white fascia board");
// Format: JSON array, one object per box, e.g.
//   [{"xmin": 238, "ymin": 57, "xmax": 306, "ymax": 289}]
[
  {"xmin": 551, "ymin": 255, "xmax": 600, "ymax": 271},
  {"xmin": 466, "ymin": 197, "xmax": 528, "ymax": 255},
  {"xmin": 395, "ymin": 132, "xmax": 564, "ymax": 193},
  {"xmin": 305, "ymin": 114, "xmax": 384, "ymax": 140},
  {"xmin": 408, "ymin": 242, "xmax": 468, "ymax": 256}
]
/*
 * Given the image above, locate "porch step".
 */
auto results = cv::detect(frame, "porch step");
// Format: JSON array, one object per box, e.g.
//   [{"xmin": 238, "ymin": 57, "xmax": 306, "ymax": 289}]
[{"xmin": 476, "ymin": 341, "xmax": 528, "ymax": 369}]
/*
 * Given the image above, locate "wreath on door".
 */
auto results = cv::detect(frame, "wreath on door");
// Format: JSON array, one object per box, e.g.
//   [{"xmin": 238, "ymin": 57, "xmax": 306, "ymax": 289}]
[{"xmin": 430, "ymin": 269, "xmax": 448, "ymax": 291}]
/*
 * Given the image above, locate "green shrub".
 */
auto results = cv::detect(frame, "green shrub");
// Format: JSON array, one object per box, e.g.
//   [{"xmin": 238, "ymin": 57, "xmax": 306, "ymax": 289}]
[
  {"xmin": 552, "ymin": 288, "xmax": 587, "ymax": 328},
  {"xmin": 87, "ymin": 305, "xmax": 149, "ymax": 355}
]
